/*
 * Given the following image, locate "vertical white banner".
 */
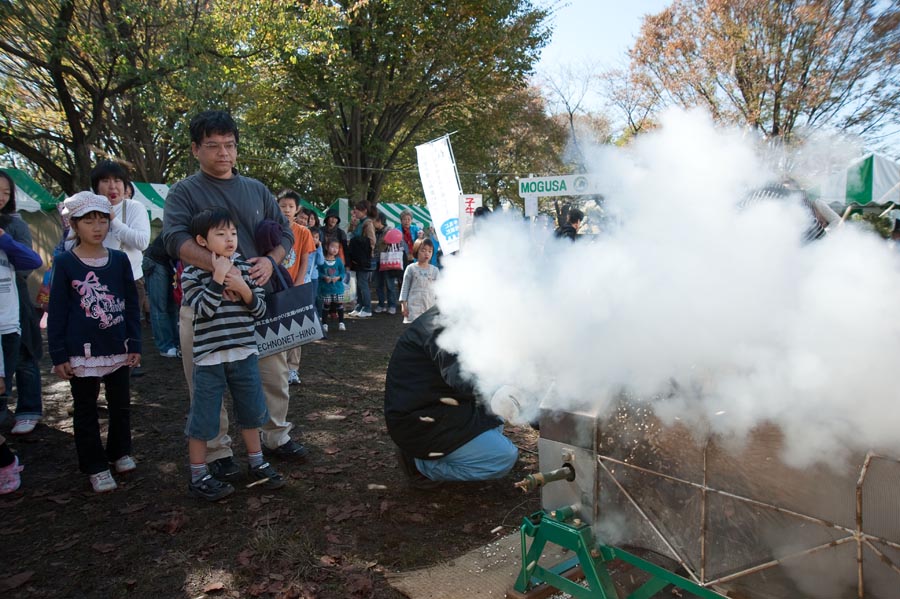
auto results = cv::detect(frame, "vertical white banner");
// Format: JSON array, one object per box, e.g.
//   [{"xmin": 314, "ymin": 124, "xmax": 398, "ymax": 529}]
[
  {"xmin": 524, "ymin": 195, "xmax": 538, "ymax": 217},
  {"xmin": 416, "ymin": 136, "xmax": 462, "ymax": 254},
  {"xmin": 458, "ymin": 193, "xmax": 483, "ymax": 250}
]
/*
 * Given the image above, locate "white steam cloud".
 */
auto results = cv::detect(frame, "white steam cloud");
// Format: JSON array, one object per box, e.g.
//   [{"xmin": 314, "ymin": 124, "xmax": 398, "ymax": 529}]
[{"xmin": 436, "ymin": 108, "xmax": 900, "ymax": 468}]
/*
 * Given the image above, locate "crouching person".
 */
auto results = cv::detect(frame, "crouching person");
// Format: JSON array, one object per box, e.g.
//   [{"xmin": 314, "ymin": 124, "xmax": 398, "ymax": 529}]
[
  {"xmin": 181, "ymin": 209, "xmax": 285, "ymax": 501},
  {"xmin": 384, "ymin": 306, "xmax": 518, "ymax": 489}
]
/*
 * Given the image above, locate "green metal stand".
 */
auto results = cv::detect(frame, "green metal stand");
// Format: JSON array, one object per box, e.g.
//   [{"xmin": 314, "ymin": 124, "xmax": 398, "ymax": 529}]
[{"xmin": 514, "ymin": 510, "xmax": 726, "ymax": 599}]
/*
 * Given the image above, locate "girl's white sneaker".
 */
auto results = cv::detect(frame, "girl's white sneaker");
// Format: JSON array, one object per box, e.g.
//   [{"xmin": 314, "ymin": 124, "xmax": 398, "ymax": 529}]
[
  {"xmin": 90, "ymin": 470, "xmax": 118, "ymax": 493},
  {"xmin": 113, "ymin": 455, "xmax": 137, "ymax": 473}
]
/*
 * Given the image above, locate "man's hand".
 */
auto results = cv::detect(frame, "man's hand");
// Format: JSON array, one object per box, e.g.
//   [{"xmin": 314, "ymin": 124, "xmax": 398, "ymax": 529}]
[
  {"xmin": 0, "ymin": 378, "xmax": 5, "ymax": 395},
  {"xmin": 490, "ymin": 385, "xmax": 529, "ymax": 424},
  {"xmin": 248, "ymin": 256, "xmax": 274, "ymax": 286},
  {"xmin": 211, "ymin": 252, "xmax": 232, "ymax": 284},
  {"xmin": 53, "ymin": 362, "xmax": 75, "ymax": 380}
]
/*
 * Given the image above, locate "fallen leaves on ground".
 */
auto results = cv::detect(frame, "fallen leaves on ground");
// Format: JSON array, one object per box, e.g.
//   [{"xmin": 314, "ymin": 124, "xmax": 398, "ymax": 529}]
[{"xmin": 0, "ymin": 570, "xmax": 34, "ymax": 591}]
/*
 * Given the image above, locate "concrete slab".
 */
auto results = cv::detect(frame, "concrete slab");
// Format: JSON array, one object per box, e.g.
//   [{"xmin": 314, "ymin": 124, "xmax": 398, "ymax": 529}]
[{"xmin": 385, "ymin": 531, "xmax": 573, "ymax": 599}]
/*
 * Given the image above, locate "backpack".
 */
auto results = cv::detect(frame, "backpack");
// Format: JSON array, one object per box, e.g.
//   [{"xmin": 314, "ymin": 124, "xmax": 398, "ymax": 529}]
[{"xmin": 348, "ymin": 233, "xmax": 373, "ymax": 271}]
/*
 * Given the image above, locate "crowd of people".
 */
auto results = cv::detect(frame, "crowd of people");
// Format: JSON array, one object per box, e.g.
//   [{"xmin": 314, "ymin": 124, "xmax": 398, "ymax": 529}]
[{"xmin": 0, "ymin": 110, "xmax": 480, "ymax": 499}]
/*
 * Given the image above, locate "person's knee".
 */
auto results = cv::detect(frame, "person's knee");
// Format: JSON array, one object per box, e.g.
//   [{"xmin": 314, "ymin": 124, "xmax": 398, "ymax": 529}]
[{"xmin": 492, "ymin": 443, "xmax": 519, "ymax": 478}]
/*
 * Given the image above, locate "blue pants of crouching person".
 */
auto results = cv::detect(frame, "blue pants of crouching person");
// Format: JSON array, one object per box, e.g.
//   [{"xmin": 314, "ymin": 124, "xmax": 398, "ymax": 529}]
[{"xmin": 415, "ymin": 426, "xmax": 518, "ymax": 482}]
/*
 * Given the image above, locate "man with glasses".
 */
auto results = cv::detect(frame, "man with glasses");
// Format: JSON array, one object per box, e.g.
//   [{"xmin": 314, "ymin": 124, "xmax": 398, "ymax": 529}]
[{"xmin": 162, "ymin": 111, "xmax": 310, "ymax": 483}]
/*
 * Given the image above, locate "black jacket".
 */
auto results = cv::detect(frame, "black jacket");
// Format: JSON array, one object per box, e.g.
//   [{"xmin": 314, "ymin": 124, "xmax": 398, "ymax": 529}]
[
  {"xmin": 384, "ymin": 307, "xmax": 501, "ymax": 459},
  {"xmin": 555, "ymin": 223, "xmax": 578, "ymax": 240}
]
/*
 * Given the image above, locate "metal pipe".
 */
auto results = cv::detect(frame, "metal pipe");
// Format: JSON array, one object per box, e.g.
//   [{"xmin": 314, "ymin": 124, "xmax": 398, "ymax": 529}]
[{"xmin": 514, "ymin": 464, "xmax": 575, "ymax": 493}]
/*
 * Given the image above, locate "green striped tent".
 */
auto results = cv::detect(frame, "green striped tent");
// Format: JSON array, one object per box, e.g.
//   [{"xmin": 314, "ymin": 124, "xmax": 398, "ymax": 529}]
[
  {"xmin": 327, "ymin": 199, "xmax": 432, "ymax": 230},
  {"xmin": 819, "ymin": 154, "xmax": 900, "ymax": 206},
  {"xmin": 131, "ymin": 182, "xmax": 168, "ymax": 221},
  {"xmin": 377, "ymin": 202, "xmax": 432, "ymax": 229},
  {"xmin": 2, "ymin": 168, "xmax": 57, "ymax": 212}
]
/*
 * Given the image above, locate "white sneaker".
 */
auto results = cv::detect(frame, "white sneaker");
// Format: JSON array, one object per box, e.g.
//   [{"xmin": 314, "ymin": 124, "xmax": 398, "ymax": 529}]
[
  {"xmin": 90, "ymin": 470, "xmax": 118, "ymax": 493},
  {"xmin": 288, "ymin": 370, "xmax": 301, "ymax": 385},
  {"xmin": 11, "ymin": 419, "xmax": 38, "ymax": 435},
  {"xmin": 160, "ymin": 347, "xmax": 179, "ymax": 358},
  {"xmin": 114, "ymin": 455, "xmax": 137, "ymax": 473},
  {"xmin": 387, "ymin": 306, "xmax": 397, "ymax": 315},
  {"xmin": 322, "ymin": 323, "xmax": 329, "ymax": 333},
  {"xmin": 347, "ymin": 309, "xmax": 360, "ymax": 317},
  {"xmin": 357, "ymin": 310, "xmax": 372, "ymax": 318},
  {"xmin": 338, "ymin": 322, "xmax": 347, "ymax": 331},
  {"xmin": 374, "ymin": 305, "xmax": 386, "ymax": 314}
]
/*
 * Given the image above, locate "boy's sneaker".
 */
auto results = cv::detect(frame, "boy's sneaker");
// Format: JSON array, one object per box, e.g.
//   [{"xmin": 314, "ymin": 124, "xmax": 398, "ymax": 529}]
[
  {"xmin": 248, "ymin": 461, "xmax": 286, "ymax": 490},
  {"xmin": 322, "ymin": 323, "xmax": 329, "ymax": 333},
  {"xmin": 89, "ymin": 470, "xmax": 117, "ymax": 493},
  {"xmin": 207, "ymin": 456, "xmax": 241, "ymax": 481},
  {"xmin": 374, "ymin": 305, "xmax": 386, "ymax": 314},
  {"xmin": 347, "ymin": 309, "xmax": 359, "ymax": 317},
  {"xmin": 0, "ymin": 456, "xmax": 23, "ymax": 494},
  {"xmin": 338, "ymin": 322, "xmax": 347, "ymax": 332},
  {"xmin": 388, "ymin": 306, "xmax": 397, "ymax": 315},
  {"xmin": 357, "ymin": 310, "xmax": 372, "ymax": 318},
  {"xmin": 160, "ymin": 347, "xmax": 179, "ymax": 358},
  {"xmin": 11, "ymin": 419, "xmax": 38, "ymax": 435},
  {"xmin": 113, "ymin": 455, "xmax": 137, "ymax": 473},
  {"xmin": 288, "ymin": 370, "xmax": 301, "ymax": 385},
  {"xmin": 188, "ymin": 473, "xmax": 234, "ymax": 501}
]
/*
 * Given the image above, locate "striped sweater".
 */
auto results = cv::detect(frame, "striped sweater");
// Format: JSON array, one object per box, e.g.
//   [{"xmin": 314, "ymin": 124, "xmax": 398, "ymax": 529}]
[{"xmin": 181, "ymin": 254, "xmax": 266, "ymax": 364}]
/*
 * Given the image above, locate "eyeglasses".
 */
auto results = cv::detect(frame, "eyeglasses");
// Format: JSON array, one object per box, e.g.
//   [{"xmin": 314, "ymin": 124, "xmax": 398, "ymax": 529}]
[{"xmin": 201, "ymin": 141, "xmax": 237, "ymax": 152}]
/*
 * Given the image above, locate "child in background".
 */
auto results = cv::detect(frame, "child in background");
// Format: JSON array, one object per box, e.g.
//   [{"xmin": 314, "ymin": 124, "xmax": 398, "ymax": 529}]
[
  {"xmin": 47, "ymin": 192, "xmax": 141, "ymax": 493},
  {"xmin": 277, "ymin": 192, "xmax": 314, "ymax": 385},
  {"xmin": 318, "ymin": 239, "xmax": 346, "ymax": 333},
  {"xmin": 399, "ymin": 238, "xmax": 439, "ymax": 324},
  {"xmin": 0, "ymin": 344, "xmax": 25, "ymax": 494},
  {"xmin": 0, "ymin": 210, "xmax": 43, "ymax": 426},
  {"xmin": 306, "ymin": 227, "xmax": 325, "ymax": 332},
  {"xmin": 181, "ymin": 209, "xmax": 286, "ymax": 501}
]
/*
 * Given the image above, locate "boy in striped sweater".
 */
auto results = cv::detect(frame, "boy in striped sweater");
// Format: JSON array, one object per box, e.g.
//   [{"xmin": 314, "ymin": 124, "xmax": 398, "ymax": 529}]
[{"xmin": 181, "ymin": 208, "xmax": 286, "ymax": 501}]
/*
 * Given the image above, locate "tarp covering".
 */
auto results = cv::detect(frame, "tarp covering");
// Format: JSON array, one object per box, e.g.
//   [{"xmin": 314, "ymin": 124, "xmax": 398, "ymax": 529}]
[
  {"xmin": 820, "ymin": 154, "xmax": 900, "ymax": 206},
  {"xmin": 2, "ymin": 168, "xmax": 57, "ymax": 212}
]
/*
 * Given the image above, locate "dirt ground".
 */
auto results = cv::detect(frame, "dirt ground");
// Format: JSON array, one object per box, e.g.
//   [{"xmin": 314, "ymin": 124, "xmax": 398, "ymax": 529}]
[{"xmin": 0, "ymin": 311, "xmax": 541, "ymax": 598}]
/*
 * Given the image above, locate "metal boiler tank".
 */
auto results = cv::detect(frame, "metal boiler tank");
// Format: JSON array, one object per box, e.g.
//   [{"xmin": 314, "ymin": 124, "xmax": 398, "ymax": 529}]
[{"xmin": 535, "ymin": 401, "xmax": 900, "ymax": 598}]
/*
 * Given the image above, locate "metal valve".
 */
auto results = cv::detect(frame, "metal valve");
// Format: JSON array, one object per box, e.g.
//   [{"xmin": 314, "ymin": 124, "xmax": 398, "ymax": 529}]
[{"xmin": 513, "ymin": 464, "xmax": 576, "ymax": 493}]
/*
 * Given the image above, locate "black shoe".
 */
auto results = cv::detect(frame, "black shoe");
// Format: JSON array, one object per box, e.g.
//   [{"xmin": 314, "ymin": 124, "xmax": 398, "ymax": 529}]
[
  {"xmin": 207, "ymin": 456, "xmax": 241, "ymax": 481},
  {"xmin": 248, "ymin": 461, "xmax": 286, "ymax": 490},
  {"xmin": 188, "ymin": 474, "xmax": 234, "ymax": 501},
  {"xmin": 263, "ymin": 439, "xmax": 309, "ymax": 461},
  {"xmin": 130, "ymin": 366, "xmax": 145, "ymax": 378},
  {"xmin": 395, "ymin": 448, "xmax": 443, "ymax": 490}
]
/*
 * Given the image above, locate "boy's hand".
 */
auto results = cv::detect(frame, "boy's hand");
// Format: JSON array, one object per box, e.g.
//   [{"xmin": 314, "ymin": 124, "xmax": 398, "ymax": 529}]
[
  {"xmin": 401, "ymin": 302, "xmax": 409, "ymax": 317},
  {"xmin": 211, "ymin": 252, "xmax": 232, "ymax": 283},
  {"xmin": 0, "ymin": 377, "xmax": 5, "ymax": 395},
  {"xmin": 125, "ymin": 353, "xmax": 141, "ymax": 367}
]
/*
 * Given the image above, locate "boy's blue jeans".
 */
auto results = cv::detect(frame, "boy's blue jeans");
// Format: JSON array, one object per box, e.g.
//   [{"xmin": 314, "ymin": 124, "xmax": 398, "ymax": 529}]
[
  {"xmin": 415, "ymin": 426, "xmax": 519, "ymax": 482},
  {"xmin": 186, "ymin": 354, "xmax": 269, "ymax": 441}
]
